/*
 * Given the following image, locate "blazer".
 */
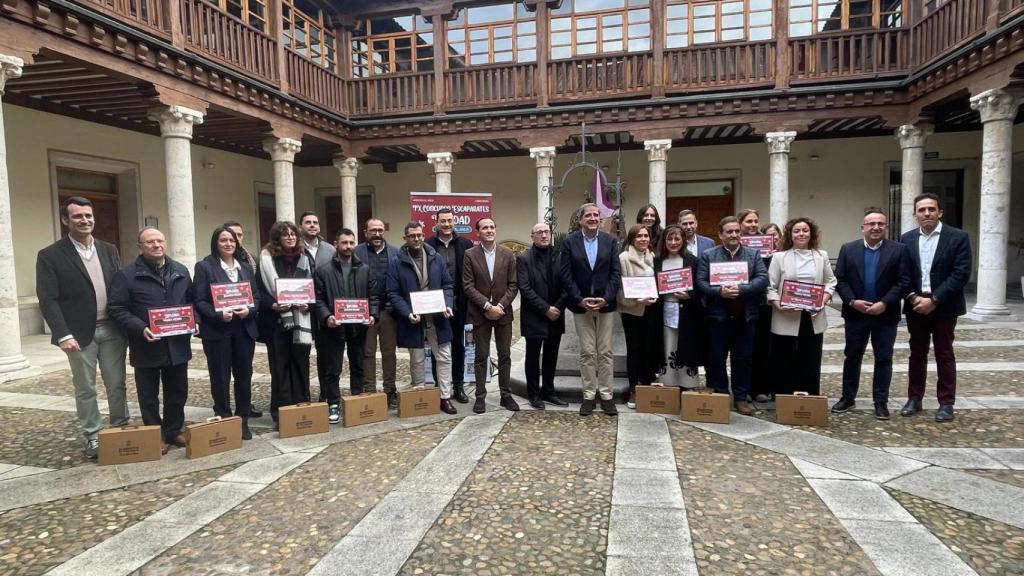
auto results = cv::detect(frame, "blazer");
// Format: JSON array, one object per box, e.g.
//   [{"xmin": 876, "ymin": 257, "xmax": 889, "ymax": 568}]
[
  {"xmin": 617, "ymin": 246, "xmax": 656, "ymax": 317},
  {"xmin": 695, "ymin": 245, "xmax": 769, "ymax": 323},
  {"xmin": 193, "ymin": 255, "xmax": 260, "ymax": 342},
  {"xmin": 692, "ymin": 234, "xmax": 716, "ymax": 258},
  {"xmin": 313, "ymin": 253, "xmax": 380, "ymax": 338},
  {"xmin": 835, "ymin": 239, "xmax": 911, "ymax": 323},
  {"xmin": 386, "ymin": 244, "xmax": 456, "ymax": 348},
  {"xmin": 900, "ymin": 224, "xmax": 972, "ymax": 317},
  {"xmin": 426, "ymin": 233, "xmax": 473, "ymax": 321},
  {"xmin": 305, "ymin": 238, "xmax": 336, "ymax": 271},
  {"xmin": 516, "ymin": 246, "xmax": 566, "ymax": 339},
  {"xmin": 36, "ymin": 237, "xmax": 123, "ymax": 346},
  {"xmin": 463, "ymin": 244, "xmax": 518, "ymax": 326},
  {"xmin": 108, "ymin": 256, "xmax": 194, "ymax": 368},
  {"xmin": 354, "ymin": 241, "xmax": 400, "ymax": 311},
  {"xmin": 766, "ymin": 249, "xmax": 838, "ymax": 336},
  {"xmin": 560, "ymin": 230, "xmax": 622, "ymax": 314}
]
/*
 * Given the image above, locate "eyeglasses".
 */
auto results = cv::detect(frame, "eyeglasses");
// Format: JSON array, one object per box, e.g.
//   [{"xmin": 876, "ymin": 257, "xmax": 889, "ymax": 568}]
[{"xmin": 280, "ymin": 231, "xmax": 297, "ymax": 238}]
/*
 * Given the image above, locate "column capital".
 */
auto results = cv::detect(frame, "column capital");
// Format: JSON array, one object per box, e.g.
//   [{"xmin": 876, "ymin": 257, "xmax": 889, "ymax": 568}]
[
  {"xmin": 263, "ymin": 137, "xmax": 302, "ymax": 162},
  {"xmin": 970, "ymin": 88, "xmax": 1022, "ymax": 124},
  {"xmin": 895, "ymin": 123, "xmax": 934, "ymax": 149},
  {"xmin": 333, "ymin": 155, "xmax": 362, "ymax": 178},
  {"xmin": 148, "ymin": 105, "xmax": 205, "ymax": 139},
  {"xmin": 765, "ymin": 131, "xmax": 796, "ymax": 154},
  {"xmin": 529, "ymin": 146, "xmax": 556, "ymax": 167},
  {"xmin": 0, "ymin": 54, "xmax": 24, "ymax": 95},
  {"xmin": 427, "ymin": 152, "xmax": 455, "ymax": 173},
  {"xmin": 644, "ymin": 139, "xmax": 672, "ymax": 162}
]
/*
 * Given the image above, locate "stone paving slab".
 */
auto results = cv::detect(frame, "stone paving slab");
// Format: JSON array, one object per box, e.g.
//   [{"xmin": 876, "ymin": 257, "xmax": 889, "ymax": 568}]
[
  {"xmin": 967, "ymin": 469, "xmax": 1024, "ymax": 489},
  {"xmin": 981, "ymin": 448, "xmax": 1024, "ymax": 470},
  {"xmin": 611, "ymin": 468, "xmax": 686, "ymax": 509},
  {"xmin": 808, "ymin": 479, "xmax": 918, "ymax": 522},
  {"xmin": 749, "ymin": 429, "xmax": 929, "ymax": 482},
  {"xmin": 0, "ymin": 463, "xmax": 51, "ymax": 481},
  {"xmin": 840, "ymin": 519, "xmax": 979, "ymax": 576},
  {"xmin": 605, "ymin": 554, "xmax": 700, "ymax": 576},
  {"xmin": 883, "ymin": 448, "xmax": 1009, "ymax": 469},
  {"xmin": 670, "ymin": 412, "xmax": 789, "ymax": 441},
  {"xmin": 886, "ymin": 467, "xmax": 1024, "ymax": 530},
  {"xmin": 788, "ymin": 457, "xmax": 859, "ymax": 480}
]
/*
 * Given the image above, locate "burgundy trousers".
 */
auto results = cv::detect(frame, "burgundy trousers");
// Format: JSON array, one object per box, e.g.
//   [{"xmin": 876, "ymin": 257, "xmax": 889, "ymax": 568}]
[{"xmin": 905, "ymin": 310, "xmax": 958, "ymax": 405}]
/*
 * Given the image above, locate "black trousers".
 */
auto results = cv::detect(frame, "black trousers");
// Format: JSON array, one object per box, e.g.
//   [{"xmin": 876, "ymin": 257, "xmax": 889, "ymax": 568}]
[
  {"xmin": 267, "ymin": 328, "xmax": 311, "ymax": 419},
  {"xmin": 621, "ymin": 307, "xmax": 660, "ymax": 389},
  {"xmin": 749, "ymin": 305, "xmax": 773, "ymax": 398},
  {"xmin": 314, "ymin": 330, "xmax": 330, "ymax": 400},
  {"xmin": 771, "ymin": 312, "xmax": 824, "ymax": 396},
  {"xmin": 525, "ymin": 333, "xmax": 561, "ymax": 400},
  {"xmin": 707, "ymin": 317, "xmax": 755, "ymax": 401},
  {"xmin": 320, "ymin": 331, "xmax": 367, "ymax": 403},
  {"xmin": 135, "ymin": 363, "xmax": 188, "ymax": 443},
  {"xmin": 433, "ymin": 315, "xmax": 466, "ymax": 388},
  {"xmin": 202, "ymin": 322, "xmax": 255, "ymax": 418},
  {"xmin": 841, "ymin": 313, "xmax": 898, "ymax": 404}
]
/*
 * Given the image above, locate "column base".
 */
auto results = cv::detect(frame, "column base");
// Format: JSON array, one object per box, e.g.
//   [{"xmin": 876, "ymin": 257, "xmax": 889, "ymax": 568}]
[
  {"xmin": 0, "ymin": 354, "xmax": 39, "ymax": 383},
  {"xmin": 967, "ymin": 304, "xmax": 1018, "ymax": 322}
]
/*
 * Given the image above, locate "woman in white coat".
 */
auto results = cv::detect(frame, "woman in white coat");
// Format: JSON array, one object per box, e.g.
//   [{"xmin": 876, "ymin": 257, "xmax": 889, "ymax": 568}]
[{"xmin": 766, "ymin": 217, "xmax": 837, "ymax": 395}]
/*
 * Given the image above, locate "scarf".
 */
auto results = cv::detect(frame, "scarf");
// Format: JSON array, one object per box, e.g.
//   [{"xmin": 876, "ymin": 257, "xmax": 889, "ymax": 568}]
[{"xmin": 259, "ymin": 248, "xmax": 313, "ymax": 345}]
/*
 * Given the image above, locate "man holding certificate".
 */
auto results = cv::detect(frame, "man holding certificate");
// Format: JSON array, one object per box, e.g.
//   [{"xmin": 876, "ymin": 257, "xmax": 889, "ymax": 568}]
[
  {"xmin": 313, "ymin": 228, "xmax": 379, "ymax": 424},
  {"xmin": 109, "ymin": 227, "xmax": 195, "ymax": 454},
  {"xmin": 386, "ymin": 222, "xmax": 458, "ymax": 414},
  {"xmin": 695, "ymin": 216, "xmax": 768, "ymax": 416}
]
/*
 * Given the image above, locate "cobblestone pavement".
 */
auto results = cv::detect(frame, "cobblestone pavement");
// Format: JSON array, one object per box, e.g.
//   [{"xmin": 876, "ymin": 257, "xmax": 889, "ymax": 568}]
[
  {"xmin": 822, "ymin": 326, "xmax": 1021, "ymax": 345},
  {"xmin": 0, "ymin": 406, "xmax": 93, "ymax": 469},
  {"xmin": 968, "ymin": 470, "xmax": 1024, "ymax": 490},
  {"xmin": 820, "ymin": 371, "xmax": 1024, "ymax": 397},
  {"xmin": 821, "ymin": 345, "xmax": 1024, "ymax": 365}
]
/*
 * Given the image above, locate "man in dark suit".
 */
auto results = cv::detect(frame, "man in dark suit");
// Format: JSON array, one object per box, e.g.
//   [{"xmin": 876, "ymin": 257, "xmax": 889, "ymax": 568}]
[
  {"xmin": 831, "ymin": 208, "xmax": 911, "ymax": 420},
  {"xmin": 560, "ymin": 203, "xmax": 621, "ymax": 416},
  {"xmin": 463, "ymin": 218, "xmax": 519, "ymax": 413},
  {"xmin": 300, "ymin": 211, "xmax": 337, "ymax": 405},
  {"xmin": 36, "ymin": 196, "xmax": 128, "ymax": 460},
  {"xmin": 899, "ymin": 193, "xmax": 972, "ymax": 422},
  {"xmin": 678, "ymin": 209, "xmax": 715, "ymax": 258},
  {"xmin": 517, "ymin": 222, "xmax": 569, "ymax": 410},
  {"xmin": 695, "ymin": 216, "xmax": 768, "ymax": 415},
  {"xmin": 426, "ymin": 208, "xmax": 473, "ymax": 404}
]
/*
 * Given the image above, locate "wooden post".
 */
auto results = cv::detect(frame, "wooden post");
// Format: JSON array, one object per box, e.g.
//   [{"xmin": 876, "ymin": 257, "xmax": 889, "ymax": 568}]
[
  {"xmin": 166, "ymin": 0, "xmax": 184, "ymax": 48},
  {"xmin": 536, "ymin": 1, "xmax": 549, "ymax": 107},
  {"xmin": 432, "ymin": 14, "xmax": 445, "ymax": 115},
  {"xmin": 774, "ymin": 0, "xmax": 790, "ymax": 89},
  {"xmin": 271, "ymin": 0, "xmax": 288, "ymax": 89},
  {"xmin": 986, "ymin": 0, "xmax": 1002, "ymax": 32},
  {"xmin": 651, "ymin": 0, "xmax": 665, "ymax": 98}
]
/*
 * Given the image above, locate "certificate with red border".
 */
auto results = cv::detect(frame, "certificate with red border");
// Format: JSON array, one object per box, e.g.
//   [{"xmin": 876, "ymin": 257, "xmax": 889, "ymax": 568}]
[
  {"xmin": 334, "ymin": 298, "xmax": 370, "ymax": 324},
  {"xmin": 709, "ymin": 261, "xmax": 749, "ymax": 286},
  {"xmin": 657, "ymin": 268, "xmax": 693, "ymax": 294},
  {"xmin": 740, "ymin": 235, "xmax": 776, "ymax": 257},
  {"xmin": 780, "ymin": 280, "xmax": 826, "ymax": 311},
  {"xmin": 621, "ymin": 277, "xmax": 658, "ymax": 299},
  {"xmin": 210, "ymin": 282, "xmax": 254, "ymax": 312},
  {"xmin": 275, "ymin": 278, "xmax": 315, "ymax": 305},
  {"xmin": 148, "ymin": 305, "xmax": 197, "ymax": 338}
]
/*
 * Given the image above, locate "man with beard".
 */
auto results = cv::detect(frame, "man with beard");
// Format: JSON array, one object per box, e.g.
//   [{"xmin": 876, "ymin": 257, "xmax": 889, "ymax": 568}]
[
  {"xmin": 354, "ymin": 218, "xmax": 401, "ymax": 408},
  {"xmin": 425, "ymin": 208, "xmax": 473, "ymax": 404},
  {"xmin": 677, "ymin": 209, "xmax": 716, "ymax": 257}
]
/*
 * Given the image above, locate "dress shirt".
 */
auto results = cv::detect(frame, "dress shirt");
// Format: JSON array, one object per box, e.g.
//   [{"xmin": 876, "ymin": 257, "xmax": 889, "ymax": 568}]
[
  {"xmin": 583, "ymin": 232, "xmax": 599, "ymax": 269},
  {"xmin": 70, "ymin": 236, "xmax": 96, "ymax": 261},
  {"xmin": 482, "ymin": 244, "xmax": 496, "ymax": 280},
  {"xmin": 220, "ymin": 258, "xmax": 241, "ymax": 283},
  {"xmin": 918, "ymin": 222, "xmax": 943, "ymax": 294}
]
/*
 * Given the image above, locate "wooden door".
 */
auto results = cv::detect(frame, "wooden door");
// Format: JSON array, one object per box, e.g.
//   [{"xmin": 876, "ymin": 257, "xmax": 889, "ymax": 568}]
[
  {"xmin": 57, "ymin": 167, "xmax": 119, "ymax": 247},
  {"xmin": 666, "ymin": 194, "xmax": 735, "ymax": 239}
]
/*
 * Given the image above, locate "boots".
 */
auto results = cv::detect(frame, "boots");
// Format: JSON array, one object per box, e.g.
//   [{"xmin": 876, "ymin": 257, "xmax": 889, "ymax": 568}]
[{"xmin": 452, "ymin": 383, "xmax": 469, "ymax": 404}]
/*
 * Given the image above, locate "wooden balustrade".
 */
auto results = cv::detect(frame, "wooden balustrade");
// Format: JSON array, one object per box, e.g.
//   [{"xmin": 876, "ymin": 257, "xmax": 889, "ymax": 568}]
[
  {"xmin": 180, "ymin": 0, "xmax": 277, "ymax": 83},
  {"xmin": 912, "ymin": 0, "xmax": 988, "ymax": 67},
  {"xmin": 346, "ymin": 72, "xmax": 434, "ymax": 116},
  {"xmin": 790, "ymin": 28, "xmax": 910, "ymax": 80},
  {"xmin": 1005, "ymin": 0, "xmax": 1024, "ymax": 19},
  {"xmin": 82, "ymin": 0, "xmax": 167, "ymax": 35},
  {"xmin": 663, "ymin": 41, "xmax": 775, "ymax": 91},
  {"xmin": 548, "ymin": 53, "xmax": 652, "ymax": 101},
  {"xmin": 444, "ymin": 63, "xmax": 537, "ymax": 109},
  {"xmin": 286, "ymin": 49, "xmax": 345, "ymax": 113}
]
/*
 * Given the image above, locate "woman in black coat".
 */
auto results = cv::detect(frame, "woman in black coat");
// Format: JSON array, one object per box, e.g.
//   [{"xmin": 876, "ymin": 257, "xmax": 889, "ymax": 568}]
[{"xmin": 194, "ymin": 226, "xmax": 259, "ymax": 439}]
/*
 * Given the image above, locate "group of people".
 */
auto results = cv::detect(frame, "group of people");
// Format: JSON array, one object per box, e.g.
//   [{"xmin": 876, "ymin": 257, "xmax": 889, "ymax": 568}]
[{"xmin": 36, "ymin": 191, "xmax": 970, "ymax": 460}]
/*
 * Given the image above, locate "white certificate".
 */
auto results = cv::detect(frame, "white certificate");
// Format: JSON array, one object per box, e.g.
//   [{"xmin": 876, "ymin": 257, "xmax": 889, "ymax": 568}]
[
  {"xmin": 410, "ymin": 289, "xmax": 447, "ymax": 315},
  {"xmin": 621, "ymin": 276, "xmax": 658, "ymax": 299}
]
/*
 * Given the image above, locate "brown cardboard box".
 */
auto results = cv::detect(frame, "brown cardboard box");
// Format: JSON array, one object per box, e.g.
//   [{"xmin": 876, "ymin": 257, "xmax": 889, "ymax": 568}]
[
  {"xmin": 635, "ymin": 384, "xmax": 681, "ymax": 415},
  {"xmin": 341, "ymin": 393, "xmax": 388, "ymax": 427},
  {"xmin": 398, "ymin": 386, "xmax": 440, "ymax": 418},
  {"xmin": 97, "ymin": 425, "xmax": 162, "ymax": 465},
  {"xmin": 278, "ymin": 402, "xmax": 330, "ymax": 438},
  {"xmin": 775, "ymin": 392, "xmax": 828, "ymax": 427},
  {"xmin": 185, "ymin": 416, "xmax": 243, "ymax": 459},
  {"xmin": 680, "ymin": 390, "xmax": 732, "ymax": 424}
]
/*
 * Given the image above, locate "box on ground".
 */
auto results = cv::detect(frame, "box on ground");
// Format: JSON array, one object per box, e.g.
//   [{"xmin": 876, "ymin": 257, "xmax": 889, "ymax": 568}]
[
  {"xmin": 775, "ymin": 392, "xmax": 828, "ymax": 427},
  {"xmin": 680, "ymin": 389, "xmax": 731, "ymax": 424},
  {"xmin": 98, "ymin": 425, "xmax": 162, "ymax": 465},
  {"xmin": 635, "ymin": 383, "xmax": 681, "ymax": 415},
  {"xmin": 341, "ymin": 392, "xmax": 388, "ymax": 427},
  {"xmin": 278, "ymin": 402, "xmax": 330, "ymax": 438},
  {"xmin": 398, "ymin": 386, "xmax": 440, "ymax": 418},
  {"xmin": 186, "ymin": 416, "xmax": 242, "ymax": 459}
]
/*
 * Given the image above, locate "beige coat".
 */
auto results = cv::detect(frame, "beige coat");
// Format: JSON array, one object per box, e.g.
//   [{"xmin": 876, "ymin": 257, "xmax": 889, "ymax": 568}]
[
  {"xmin": 766, "ymin": 249, "xmax": 837, "ymax": 336},
  {"xmin": 617, "ymin": 246, "xmax": 655, "ymax": 317}
]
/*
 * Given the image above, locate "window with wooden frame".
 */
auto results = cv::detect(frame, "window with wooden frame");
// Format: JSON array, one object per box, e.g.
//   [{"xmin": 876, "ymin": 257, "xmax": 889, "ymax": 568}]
[
  {"xmin": 666, "ymin": 0, "xmax": 772, "ymax": 47},
  {"xmin": 923, "ymin": 0, "xmax": 948, "ymax": 14},
  {"xmin": 549, "ymin": 0, "xmax": 651, "ymax": 60},
  {"xmin": 351, "ymin": 15, "xmax": 434, "ymax": 77},
  {"xmin": 446, "ymin": 2, "xmax": 537, "ymax": 67},
  {"xmin": 282, "ymin": 0, "xmax": 336, "ymax": 68},
  {"xmin": 204, "ymin": 0, "xmax": 267, "ymax": 32},
  {"xmin": 788, "ymin": 0, "xmax": 903, "ymax": 36}
]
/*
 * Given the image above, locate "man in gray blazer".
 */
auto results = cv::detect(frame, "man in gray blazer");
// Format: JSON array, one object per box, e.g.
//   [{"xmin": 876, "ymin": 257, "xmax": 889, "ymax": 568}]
[{"xmin": 300, "ymin": 211, "xmax": 337, "ymax": 400}]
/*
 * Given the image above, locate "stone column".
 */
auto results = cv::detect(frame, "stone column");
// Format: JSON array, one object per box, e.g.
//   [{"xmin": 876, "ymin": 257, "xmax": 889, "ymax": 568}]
[
  {"xmin": 765, "ymin": 131, "xmax": 796, "ymax": 226},
  {"xmin": 895, "ymin": 123, "xmax": 933, "ymax": 235},
  {"xmin": 529, "ymin": 146, "xmax": 556, "ymax": 224},
  {"xmin": 149, "ymin": 105, "xmax": 204, "ymax": 271},
  {"xmin": 426, "ymin": 152, "xmax": 455, "ymax": 193},
  {"xmin": 644, "ymin": 139, "xmax": 672, "ymax": 220},
  {"xmin": 263, "ymin": 137, "xmax": 302, "ymax": 224},
  {"xmin": 0, "ymin": 55, "xmax": 34, "ymax": 381},
  {"xmin": 333, "ymin": 155, "xmax": 361, "ymax": 232},
  {"xmin": 969, "ymin": 88, "xmax": 1021, "ymax": 319}
]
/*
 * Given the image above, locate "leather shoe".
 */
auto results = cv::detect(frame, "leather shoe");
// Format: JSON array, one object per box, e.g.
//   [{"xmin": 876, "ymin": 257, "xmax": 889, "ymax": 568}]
[
  {"xmin": 542, "ymin": 394, "xmax": 569, "ymax": 407},
  {"xmin": 241, "ymin": 418, "xmax": 253, "ymax": 440},
  {"xmin": 160, "ymin": 442, "xmax": 170, "ymax": 456},
  {"xmin": 935, "ymin": 404, "xmax": 955, "ymax": 422},
  {"xmin": 900, "ymin": 398, "xmax": 922, "ymax": 417},
  {"xmin": 249, "ymin": 404, "xmax": 263, "ymax": 418},
  {"xmin": 500, "ymin": 396, "xmax": 520, "ymax": 412},
  {"xmin": 453, "ymin": 385, "xmax": 470, "ymax": 404},
  {"xmin": 831, "ymin": 398, "xmax": 856, "ymax": 412},
  {"xmin": 529, "ymin": 397, "xmax": 545, "ymax": 410},
  {"xmin": 387, "ymin": 393, "xmax": 398, "ymax": 410},
  {"xmin": 580, "ymin": 397, "xmax": 596, "ymax": 416},
  {"xmin": 171, "ymin": 434, "xmax": 187, "ymax": 448},
  {"xmin": 874, "ymin": 403, "xmax": 890, "ymax": 420},
  {"xmin": 440, "ymin": 399, "xmax": 458, "ymax": 415},
  {"xmin": 600, "ymin": 398, "xmax": 618, "ymax": 416},
  {"xmin": 735, "ymin": 401, "xmax": 754, "ymax": 416},
  {"xmin": 473, "ymin": 397, "xmax": 486, "ymax": 414}
]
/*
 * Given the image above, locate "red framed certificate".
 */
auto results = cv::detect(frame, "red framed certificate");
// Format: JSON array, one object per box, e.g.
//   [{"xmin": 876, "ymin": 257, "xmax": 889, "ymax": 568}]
[
  {"xmin": 709, "ymin": 261, "xmax": 749, "ymax": 286},
  {"xmin": 275, "ymin": 278, "xmax": 315, "ymax": 305},
  {"xmin": 148, "ymin": 305, "xmax": 197, "ymax": 338},
  {"xmin": 210, "ymin": 282, "xmax": 254, "ymax": 312},
  {"xmin": 334, "ymin": 298, "xmax": 370, "ymax": 324},
  {"xmin": 740, "ymin": 235, "xmax": 776, "ymax": 257},
  {"xmin": 780, "ymin": 280, "xmax": 827, "ymax": 311},
  {"xmin": 657, "ymin": 268, "xmax": 693, "ymax": 294}
]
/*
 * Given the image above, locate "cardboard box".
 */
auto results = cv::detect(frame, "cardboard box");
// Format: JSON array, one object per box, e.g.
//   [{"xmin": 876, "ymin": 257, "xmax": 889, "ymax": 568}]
[
  {"xmin": 680, "ymin": 390, "xmax": 732, "ymax": 424},
  {"xmin": 398, "ymin": 386, "xmax": 440, "ymax": 418},
  {"xmin": 278, "ymin": 402, "xmax": 330, "ymax": 438},
  {"xmin": 341, "ymin": 393, "xmax": 388, "ymax": 427},
  {"xmin": 97, "ymin": 425, "xmax": 162, "ymax": 465},
  {"xmin": 185, "ymin": 416, "xmax": 243, "ymax": 459},
  {"xmin": 635, "ymin": 384, "xmax": 681, "ymax": 415},
  {"xmin": 776, "ymin": 392, "xmax": 828, "ymax": 427}
]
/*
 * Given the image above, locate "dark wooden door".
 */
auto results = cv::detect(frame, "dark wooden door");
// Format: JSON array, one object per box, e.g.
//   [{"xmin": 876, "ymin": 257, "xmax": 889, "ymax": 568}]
[{"xmin": 666, "ymin": 194, "xmax": 735, "ymax": 239}]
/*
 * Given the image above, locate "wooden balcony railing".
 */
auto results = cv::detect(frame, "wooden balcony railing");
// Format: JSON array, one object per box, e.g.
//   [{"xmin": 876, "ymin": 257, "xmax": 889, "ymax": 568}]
[
  {"xmin": 664, "ymin": 40, "xmax": 775, "ymax": 91},
  {"xmin": 286, "ymin": 49, "xmax": 345, "ymax": 113},
  {"xmin": 180, "ymin": 0, "xmax": 278, "ymax": 82},
  {"xmin": 1005, "ymin": 0, "xmax": 1024, "ymax": 20},
  {"xmin": 82, "ymin": 0, "xmax": 168, "ymax": 36},
  {"xmin": 548, "ymin": 53, "xmax": 652, "ymax": 101},
  {"xmin": 790, "ymin": 28, "xmax": 910, "ymax": 80},
  {"xmin": 445, "ymin": 63, "xmax": 538, "ymax": 109},
  {"xmin": 346, "ymin": 71, "xmax": 434, "ymax": 116},
  {"xmin": 912, "ymin": 0, "xmax": 988, "ymax": 67}
]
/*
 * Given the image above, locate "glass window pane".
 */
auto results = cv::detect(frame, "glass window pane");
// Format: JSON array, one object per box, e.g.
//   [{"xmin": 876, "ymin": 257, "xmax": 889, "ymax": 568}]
[
  {"xmin": 627, "ymin": 37, "xmax": 649, "ymax": 50},
  {"xmin": 722, "ymin": 14, "xmax": 743, "ymax": 28},
  {"xmin": 722, "ymin": 28, "xmax": 743, "ymax": 40},
  {"xmin": 749, "ymin": 0, "xmax": 771, "ymax": 9},
  {"xmin": 628, "ymin": 23, "xmax": 649, "ymax": 37},
  {"xmin": 578, "ymin": 42, "xmax": 597, "ymax": 54},
  {"xmin": 418, "ymin": 32, "xmax": 433, "ymax": 44},
  {"xmin": 552, "ymin": 31, "xmax": 572, "ymax": 44},
  {"xmin": 416, "ymin": 16, "xmax": 429, "ymax": 29},
  {"xmin": 578, "ymin": 17, "xmax": 597, "ymax": 29},
  {"xmin": 666, "ymin": 4, "xmax": 687, "ymax": 17},
  {"xmin": 576, "ymin": 0, "xmax": 625, "ymax": 12},
  {"xmin": 604, "ymin": 25, "xmax": 623, "ymax": 39},
  {"xmin": 551, "ymin": 17, "xmax": 571, "ymax": 31},
  {"xmin": 417, "ymin": 45, "xmax": 432, "ymax": 58},
  {"xmin": 448, "ymin": 42, "xmax": 465, "ymax": 56},
  {"xmin": 468, "ymin": 3, "xmax": 513, "ymax": 23},
  {"xmin": 722, "ymin": 1, "xmax": 743, "ymax": 13},
  {"xmin": 694, "ymin": 4, "xmax": 715, "ymax": 17},
  {"xmin": 418, "ymin": 59, "xmax": 433, "ymax": 70},
  {"xmin": 629, "ymin": 8, "xmax": 650, "ymax": 21},
  {"xmin": 470, "ymin": 28, "xmax": 489, "ymax": 40},
  {"xmin": 518, "ymin": 34, "xmax": 536, "ymax": 48},
  {"xmin": 849, "ymin": 15, "xmax": 872, "ymax": 28},
  {"xmin": 392, "ymin": 16, "xmax": 412, "ymax": 31},
  {"xmin": 518, "ymin": 21, "xmax": 536, "ymax": 33},
  {"xmin": 790, "ymin": 7, "xmax": 812, "ymax": 21},
  {"xmin": 470, "ymin": 53, "xmax": 489, "ymax": 64},
  {"xmin": 395, "ymin": 36, "xmax": 410, "ymax": 48},
  {"xmin": 448, "ymin": 29, "xmax": 464, "ymax": 41},
  {"xmin": 604, "ymin": 14, "xmax": 623, "ymax": 25},
  {"xmin": 471, "ymin": 40, "xmax": 489, "ymax": 53},
  {"xmin": 789, "ymin": 21, "xmax": 812, "ymax": 35},
  {"xmin": 693, "ymin": 31, "xmax": 715, "ymax": 43},
  {"xmin": 666, "ymin": 34, "xmax": 687, "ymax": 48},
  {"xmin": 578, "ymin": 28, "xmax": 597, "ymax": 42},
  {"xmin": 749, "ymin": 11, "xmax": 772, "ymax": 26},
  {"xmin": 494, "ymin": 51, "xmax": 513, "ymax": 62},
  {"xmin": 694, "ymin": 17, "xmax": 715, "ymax": 31},
  {"xmin": 790, "ymin": 0, "xmax": 812, "ymax": 5},
  {"xmin": 552, "ymin": 45, "xmax": 572, "ymax": 58},
  {"xmin": 494, "ymin": 37, "xmax": 512, "ymax": 50},
  {"xmin": 395, "ymin": 48, "xmax": 411, "ymax": 61},
  {"xmin": 518, "ymin": 48, "xmax": 536, "ymax": 61},
  {"xmin": 748, "ymin": 26, "xmax": 772, "ymax": 40},
  {"xmin": 603, "ymin": 40, "xmax": 621, "ymax": 51},
  {"xmin": 494, "ymin": 26, "xmax": 513, "ymax": 38}
]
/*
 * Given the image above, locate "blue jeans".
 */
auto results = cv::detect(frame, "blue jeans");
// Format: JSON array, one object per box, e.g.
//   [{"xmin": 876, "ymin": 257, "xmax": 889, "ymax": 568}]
[{"xmin": 707, "ymin": 317, "xmax": 755, "ymax": 401}]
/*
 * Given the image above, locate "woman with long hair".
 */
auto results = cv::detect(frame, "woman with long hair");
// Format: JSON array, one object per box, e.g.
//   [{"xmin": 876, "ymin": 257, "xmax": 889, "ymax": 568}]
[
  {"xmin": 636, "ymin": 204, "xmax": 664, "ymax": 247},
  {"xmin": 761, "ymin": 222, "xmax": 783, "ymax": 252},
  {"xmin": 655, "ymin": 224, "xmax": 704, "ymax": 388},
  {"xmin": 618, "ymin": 224, "xmax": 664, "ymax": 408}
]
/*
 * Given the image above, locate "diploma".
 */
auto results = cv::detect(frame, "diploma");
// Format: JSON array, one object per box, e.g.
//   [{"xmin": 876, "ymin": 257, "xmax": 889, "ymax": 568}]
[
  {"xmin": 275, "ymin": 278, "xmax": 315, "ymax": 305},
  {"xmin": 740, "ymin": 235, "xmax": 776, "ymax": 257},
  {"xmin": 621, "ymin": 276, "xmax": 658, "ymax": 299},
  {"xmin": 709, "ymin": 261, "xmax": 749, "ymax": 286},
  {"xmin": 657, "ymin": 268, "xmax": 693, "ymax": 294},
  {"xmin": 210, "ymin": 282, "xmax": 254, "ymax": 312},
  {"xmin": 410, "ymin": 289, "xmax": 447, "ymax": 315},
  {"xmin": 148, "ymin": 305, "xmax": 197, "ymax": 338},
  {"xmin": 334, "ymin": 298, "xmax": 370, "ymax": 324},
  {"xmin": 779, "ymin": 280, "xmax": 827, "ymax": 311}
]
